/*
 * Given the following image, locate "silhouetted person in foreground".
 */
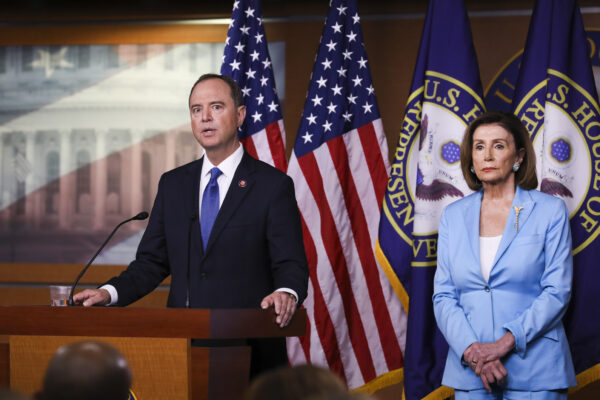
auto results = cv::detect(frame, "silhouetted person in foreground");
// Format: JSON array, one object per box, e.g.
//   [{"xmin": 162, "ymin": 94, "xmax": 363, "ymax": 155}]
[
  {"xmin": 245, "ymin": 364, "xmax": 371, "ymax": 400},
  {"xmin": 0, "ymin": 388, "xmax": 30, "ymax": 400},
  {"xmin": 38, "ymin": 341, "xmax": 132, "ymax": 400}
]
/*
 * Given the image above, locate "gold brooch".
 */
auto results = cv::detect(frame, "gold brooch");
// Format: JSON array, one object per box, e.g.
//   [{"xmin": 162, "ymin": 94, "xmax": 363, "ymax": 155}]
[{"xmin": 513, "ymin": 206, "xmax": 523, "ymax": 232}]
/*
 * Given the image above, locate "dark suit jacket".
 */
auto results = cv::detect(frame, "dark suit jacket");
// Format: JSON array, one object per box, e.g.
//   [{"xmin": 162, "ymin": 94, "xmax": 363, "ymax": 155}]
[{"xmin": 107, "ymin": 151, "xmax": 308, "ymax": 310}]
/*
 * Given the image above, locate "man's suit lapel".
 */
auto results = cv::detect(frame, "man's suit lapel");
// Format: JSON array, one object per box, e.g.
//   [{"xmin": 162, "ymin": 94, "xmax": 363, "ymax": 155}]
[
  {"xmin": 492, "ymin": 186, "xmax": 535, "ymax": 268},
  {"xmin": 203, "ymin": 152, "xmax": 255, "ymax": 256},
  {"xmin": 184, "ymin": 158, "xmax": 204, "ymax": 257}
]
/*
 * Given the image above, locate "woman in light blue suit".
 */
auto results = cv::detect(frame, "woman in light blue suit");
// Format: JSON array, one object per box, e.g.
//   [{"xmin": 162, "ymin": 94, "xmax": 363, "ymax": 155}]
[{"xmin": 433, "ymin": 111, "xmax": 576, "ymax": 399}]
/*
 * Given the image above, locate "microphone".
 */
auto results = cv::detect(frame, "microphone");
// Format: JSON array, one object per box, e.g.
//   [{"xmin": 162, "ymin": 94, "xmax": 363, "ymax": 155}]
[{"xmin": 67, "ymin": 211, "xmax": 149, "ymax": 306}]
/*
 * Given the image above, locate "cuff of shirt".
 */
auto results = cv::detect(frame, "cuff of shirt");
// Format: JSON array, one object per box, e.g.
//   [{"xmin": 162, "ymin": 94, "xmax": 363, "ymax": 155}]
[
  {"xmin": 100, "ymin": 284, "xmax": 118, "ymax": 306},
  {"xmin": 275, "ymin": 288, "xmax": 298, "ymax": 302}
]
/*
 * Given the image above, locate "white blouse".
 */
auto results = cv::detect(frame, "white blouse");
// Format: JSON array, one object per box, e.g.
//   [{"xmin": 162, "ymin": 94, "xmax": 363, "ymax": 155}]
[{"xmin": 479, "ymin": 235, "xmax": 502, "ymax": 282}]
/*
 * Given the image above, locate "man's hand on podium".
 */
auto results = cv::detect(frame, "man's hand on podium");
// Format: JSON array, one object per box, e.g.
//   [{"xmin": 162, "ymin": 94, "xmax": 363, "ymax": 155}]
[
  {"xmin": 261, "ymin": 291, "xmax": 297, "ymax": 328},
  {"xmin": 73, "ymin": 289, "xmax": 111, "ymax": 307}
]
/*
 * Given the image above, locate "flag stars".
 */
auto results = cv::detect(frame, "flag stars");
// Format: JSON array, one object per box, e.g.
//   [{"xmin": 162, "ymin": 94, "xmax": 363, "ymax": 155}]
[
  {"xmin": 337, "ymin": 66, "xmax": 347, "ymax": 77},
  {"xmin": 233, "ymin": 0, "xmax": 239, "ymax": 10},
  {"xmin": 255, "ymin": 32, "xmax": 264, "ymax": 43},
  {"xmin": 327, "ymin": 102, "xmax": 337, "ymax": 114},
  {"xmin": 322, "ymin": 120, "xmax": 333, "ymax": 132},
  {"xmin": 257, "ymin": 17, "xmax": 262, "ymax": 25},
  {"xmin": 337, "ymin": 5, "xmax": 348, "ymax": 15},
  {"xmin": 229, "ymin": 18, "xmax": 235, "ymax": 28},
  {"xmin": 331, "ymin": 22, "xmax": 343, "ymax": 33},
  {"xmin": 302, "ymin": 131, "xmax": 313, "ymax": 144},
  {"xmin": 316, "ymin": 76, "xmax": 328, "ymax": 88},
  {"xmin": 342, "ymin": 50, "xmax": 353, "ymax": 60},
  {"xmin": 311, "ymin": 94, "xmax": 323, "ymax": 107},
  {"xmin": 342, "ymin": 111, "xmax": 353, "ymax": 122},
  {"xmin": 366, "ymin": 85, "xmax": 375, "ymax": 95},
  {"xmin": 250, "ymin": 50, "xmax": 260, "ymax": 61},
  {"xmin": 362, "ymin": 102, "xmax": 373, "ymax": 114},
  {"xmin": 256, "ymin": 93, "xmax": 265, "ymax": 105},
  {"xmin": 225, "ymin": 36, "xmax": 231, "ymax": 45},
  {"xmin": 326, "ymin": 40, "xmax": 337, "ymax": 52},
  {"xmin": 242, "ymin": 86, "xmax": 251, "ymax": 97},
  {"xmin": 322, "ymin": 58, "xmax": 332, "ymax": 70},
  {"xmin": 346, "ymin": 31, "xmax": 357, "ymax": 42},
  {"xmin": 245, "ymin": 68, "xmax": 256, "ymax": 79},
  {"xmin": 262, "ymin": 58, "xmax": 271, "ymax": 69},
  {"xmin": 347, "ymin": 94, "xmax": 357, "ymax": 104},
  {"xmin": 239, "ymin": 25, "xmax": 250, "ymax": 35},
  {"xmin": 352, "ymin": 75, "xmax": 363, "ymax": 87},
  {"xmin": 230, "ymin": 60, "xmax": 241, "ymax": 71},
  {"xmin": 352, "ymin": 13, "xmax": 360, "ymax": 24},
  {"xmin": 245, "ymin": 7, "xmax": 255, "ymax": 18},
  {"xmin": 260, "ymin": 76, "xmax": 269, "ymax": 87},
  {"xmin": 306, "ymin": 113, "xmax": 318, "ymax": 125},
  {"xmin": 267, "ymin": 101, "xmax": 279, "ymax": 112},
  {"xmin": 251, "ymin": 111, "xmax": 262, "ymax": 122},
  {"xmin": 234, "ymin": 42, "xmax": 245, "ymax": 53},
  {"xmin": 357, "ymin": 57, "xmax": 368, "ymax": 69},
  {"xmin": 331, "ymin": 84, "xmax": 343, "ymax": 96}
]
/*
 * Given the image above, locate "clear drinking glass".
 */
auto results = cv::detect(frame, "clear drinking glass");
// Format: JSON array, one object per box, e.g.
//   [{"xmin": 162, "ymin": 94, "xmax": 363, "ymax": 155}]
[{"xmin": 49, "ymin": 285, "xmax": 70, "ymax": 306}]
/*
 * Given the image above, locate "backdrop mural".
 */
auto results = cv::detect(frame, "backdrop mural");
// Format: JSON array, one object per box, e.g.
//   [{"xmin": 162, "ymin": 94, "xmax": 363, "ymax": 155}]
[{"xmin": 0, "ymin": 41, "xmax": 285, "ymax": 264}]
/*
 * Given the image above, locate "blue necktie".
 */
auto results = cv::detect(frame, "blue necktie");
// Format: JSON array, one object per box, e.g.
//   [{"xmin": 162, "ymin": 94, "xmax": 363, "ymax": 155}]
[{"xmin": 200, "ymin": 167, "xmax": 222, "ymax": 249}]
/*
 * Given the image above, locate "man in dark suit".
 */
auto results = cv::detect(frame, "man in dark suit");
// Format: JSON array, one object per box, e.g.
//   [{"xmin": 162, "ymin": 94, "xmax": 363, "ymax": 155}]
[{"xmin": 74, "ymin": 73, "xmax": 308, "ymax": 374}]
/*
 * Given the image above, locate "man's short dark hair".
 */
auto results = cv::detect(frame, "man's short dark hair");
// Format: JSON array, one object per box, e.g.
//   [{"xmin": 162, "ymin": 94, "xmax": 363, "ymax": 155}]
[
  {"xmin": 189, "ymin": 73, "xmax": 244, "ymax": 108},
  {"xmin": 42, "ymin": 341, "xmax": 132, "ymax": 400}
]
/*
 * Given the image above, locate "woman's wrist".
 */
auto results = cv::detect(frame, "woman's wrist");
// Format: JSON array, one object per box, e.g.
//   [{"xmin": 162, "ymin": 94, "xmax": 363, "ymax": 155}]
[{"xmin": 499, "ymin": 332, "xmax": 516, "ymax": 354}]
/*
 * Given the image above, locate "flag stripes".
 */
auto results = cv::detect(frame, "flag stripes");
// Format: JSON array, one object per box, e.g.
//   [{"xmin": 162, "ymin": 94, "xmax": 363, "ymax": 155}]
[{"xmin": 289, "ymin": 127, "xmax": 404, "ymax": 387}]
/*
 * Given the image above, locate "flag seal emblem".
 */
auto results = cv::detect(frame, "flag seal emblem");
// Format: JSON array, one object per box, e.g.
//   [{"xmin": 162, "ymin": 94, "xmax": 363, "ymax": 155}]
[
  {"xmin": 384, "ymin": 70, "xmax": 484, "ymax": 266},
  {"xmin": 514, "ymin": 70, "xmax": 600, "ymax": 254}
]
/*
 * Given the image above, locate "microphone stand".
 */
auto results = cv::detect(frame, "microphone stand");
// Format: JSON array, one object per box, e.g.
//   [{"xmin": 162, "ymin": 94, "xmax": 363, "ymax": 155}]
[{"xmin": 67, "ymin": 211, "xmax": 149, "ymax": 306}]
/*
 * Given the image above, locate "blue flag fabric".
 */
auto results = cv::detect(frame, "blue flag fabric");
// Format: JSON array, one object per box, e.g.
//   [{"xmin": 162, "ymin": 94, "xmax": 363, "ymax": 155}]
[
  {"xmin": 511, "ymin": 0, "xmax": 600, "ymax": 390},
  {"xmin": 377, "ymin": 0, "xmax": 484, "ymax": 398}
]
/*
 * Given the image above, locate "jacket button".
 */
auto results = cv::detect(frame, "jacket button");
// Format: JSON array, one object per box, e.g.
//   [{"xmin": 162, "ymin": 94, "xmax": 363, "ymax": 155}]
[{"xmin": 484, "ymin": 286, "xmax": 490, "ymax": 292}]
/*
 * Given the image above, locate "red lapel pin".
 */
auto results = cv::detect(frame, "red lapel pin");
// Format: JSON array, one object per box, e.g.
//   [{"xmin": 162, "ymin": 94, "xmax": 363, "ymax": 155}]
[{"xmin": 238, "ymin": 179, "xmax": 247, "ymax": 188}]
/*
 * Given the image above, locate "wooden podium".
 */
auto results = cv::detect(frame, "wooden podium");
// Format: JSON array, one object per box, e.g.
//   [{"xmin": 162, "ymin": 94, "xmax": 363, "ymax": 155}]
[{"xmin": 0, "ymin": 306, "xmax": 306, "ymax": 400}]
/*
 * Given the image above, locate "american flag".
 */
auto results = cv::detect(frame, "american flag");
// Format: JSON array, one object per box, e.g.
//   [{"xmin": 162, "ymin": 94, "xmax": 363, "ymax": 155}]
[
  {"xmin": 221, "ymin": 0, "xmax": 287, "ymax": 171},
  {"xmin": 286, "ymin": 0, "xmax": 407, "ymax": 390}
]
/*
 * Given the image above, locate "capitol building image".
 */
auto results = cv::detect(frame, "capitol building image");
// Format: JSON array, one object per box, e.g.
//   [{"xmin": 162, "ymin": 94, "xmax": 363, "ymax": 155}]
[{"xmin": 0, "ymin": 43, "xmax": 225, "ymax": 263}]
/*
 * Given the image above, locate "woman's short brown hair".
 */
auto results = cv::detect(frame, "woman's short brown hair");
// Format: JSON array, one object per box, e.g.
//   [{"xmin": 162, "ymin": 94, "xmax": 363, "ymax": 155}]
[{"xmin": 460, "ymin": 110, "xmax": 538, "ymax": 191}]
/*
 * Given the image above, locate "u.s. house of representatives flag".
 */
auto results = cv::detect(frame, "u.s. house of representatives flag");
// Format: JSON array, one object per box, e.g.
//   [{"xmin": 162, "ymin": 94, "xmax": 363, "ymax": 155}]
[
  {"xmin": 376, "ymin": 0, "xmax": 484, "ymax": 398},
  {"xmin": 221, "ymin": 0, "xmax": 287, "ymax": 171},
  {"xmin": 286, "ymin": 0, "xmax": 406, "ymax": 392},
  {"xmin": 511, "ymin": 0, "xmax": 600, "ymax": 391}
]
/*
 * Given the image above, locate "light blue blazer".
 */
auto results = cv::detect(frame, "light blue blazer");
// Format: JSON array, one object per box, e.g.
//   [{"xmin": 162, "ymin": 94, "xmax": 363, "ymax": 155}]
[{"xmin": 433, "ymin": 186, "xmax": 577, "ymax": 391}]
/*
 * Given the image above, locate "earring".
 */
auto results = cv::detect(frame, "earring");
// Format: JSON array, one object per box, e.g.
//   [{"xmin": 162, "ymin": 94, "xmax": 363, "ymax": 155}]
[
  {"xmin": 470, "ymin": 165, "xmax": 475, "ymax": 174},
  {"xmin": 512, "ymin": 162, "xmax": 520, "ymax": 172}
]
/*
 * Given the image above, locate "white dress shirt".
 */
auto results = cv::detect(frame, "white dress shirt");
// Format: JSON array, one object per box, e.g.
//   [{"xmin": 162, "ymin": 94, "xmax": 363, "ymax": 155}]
[
  {"xmin": 103, "ymin": 144, "xmax": 296, "ymax": 304},
  {"xmin": 479, "ymin": 235, "xmax": 502, "ymax": 283}
]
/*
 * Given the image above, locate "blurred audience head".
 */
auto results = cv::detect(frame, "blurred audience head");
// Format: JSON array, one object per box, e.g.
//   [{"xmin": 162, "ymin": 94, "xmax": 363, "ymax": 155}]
[
  {"xmin": 0, "ymin": 389, "xmax": 31, "ymax": 400},
  {"xmin": 245, "ymin": 364, "xmax": 369, "ymax": 400},
  {"xmin": 40, "ymin": 341, "xmax": 132, "ymax": 400}
]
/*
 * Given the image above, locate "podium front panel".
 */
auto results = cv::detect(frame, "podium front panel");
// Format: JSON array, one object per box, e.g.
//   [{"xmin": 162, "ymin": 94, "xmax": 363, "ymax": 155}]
[{"xmin": 10, "ymin": 336, "xmax": 190, "ymax": 400}]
